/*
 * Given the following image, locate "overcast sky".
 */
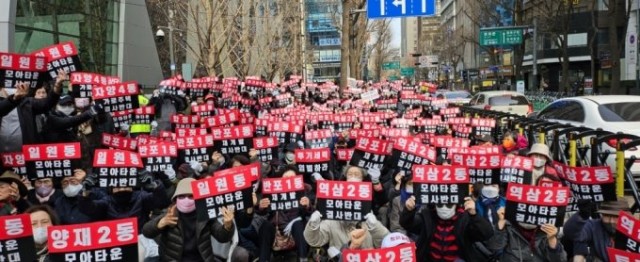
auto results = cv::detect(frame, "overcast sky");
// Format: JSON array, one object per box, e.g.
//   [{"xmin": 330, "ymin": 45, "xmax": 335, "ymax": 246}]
[{"xmin": 391, "ymin": 18, "xmax": 401, "ymax": 48}]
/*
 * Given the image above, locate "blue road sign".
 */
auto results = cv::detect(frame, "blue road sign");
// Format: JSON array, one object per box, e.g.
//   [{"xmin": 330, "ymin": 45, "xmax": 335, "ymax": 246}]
[{"xmin": 367, "ymin": 0, "xmax": 437, "ymax": 19}]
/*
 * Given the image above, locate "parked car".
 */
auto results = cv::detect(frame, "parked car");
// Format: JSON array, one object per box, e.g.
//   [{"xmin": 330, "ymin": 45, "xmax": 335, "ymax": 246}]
[
  {"xmin": 435, "ymin": 90, "xmax": 473, "ymax": 106},
  {"xmin": 536, "ymin": 95, "xmax": 640, "ymax": 175},
  {"xmin": 469, "ymin": 91, "xmax": 534, "ymax": 116}
]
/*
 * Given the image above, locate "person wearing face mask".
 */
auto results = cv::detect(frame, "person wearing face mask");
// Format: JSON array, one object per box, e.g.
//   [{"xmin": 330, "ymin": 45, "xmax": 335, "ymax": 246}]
[
  {"xmin": 33, "ymin": 85, "xmax": 49, "ymax": 136},
  {"xmin": 77, "ymin": 170, "xmax": 170, "ymax": 231},
  {"xmin": 304, "ymin": 166, "xmax": 389, "ymax": 258},
  {"xmin": 26, "ymin": 205, "xmax": 59, "ymax": 262},
  {"xmin": 26, "ymin": 178, "xmax": 62, "ymax": 206},
  {"xmin": 472, "ymin": 184, "xmax": 510, "ymax": 260},
  {"xmin": 149, "ymin": 88, "xmax": 187, "ymax": 132},
  {"xmin": 41, "ymin": 94, "xmax": 103, "ymax": 143},
  {"xmin": 560, "ymin": 199, "xmax": 596, "ymax": 260},
  {"xmin": 400, "ymin": 196, "xmax": 494, "ymax": 262},
  {"xmin": 389, "ymin": 176, "xmax": 418, "ymax": 235},
  {"xmin": 0, "ymin": 71, "xmax": 65, "ymax": 154},
  {"xmin": 573, "ymin": 198, "xmax": 630, "ymax": 262},
  {"xmin": 502, "ymin": 131, "xmax": 528, "ymax": 155},
  {"xmin": 143, "ymin": 178, "xmax": 236, "ymax": 261},
  {"xmin": 526, "ymin": 143, "xmax": 558, "ymax": 184},
  {"xmin": 52, "ymin": 169, "xmax": 104, "ymax": 225}
]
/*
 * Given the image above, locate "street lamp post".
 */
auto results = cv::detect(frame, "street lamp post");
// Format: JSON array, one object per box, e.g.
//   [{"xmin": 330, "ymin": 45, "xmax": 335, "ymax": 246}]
[{"xmin": 156, "ymin": 10, "xmax": 183, "ymax": 77}]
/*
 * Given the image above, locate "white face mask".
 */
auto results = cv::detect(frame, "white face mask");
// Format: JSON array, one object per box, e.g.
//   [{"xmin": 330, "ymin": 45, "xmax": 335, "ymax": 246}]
[
  {"xmin": 436, "ymin": 205, "xmax": 456, "ymax": 220},
  {"xmin": 33, "ymin": 227, "xmax": 48, "ymax": 245},
  {"xmin": 533, "ymin": 157, "xmax": 547, "ymax": 168},
  {"xmin": 206, "ymin": 100, "xmax": 214, "ymax": 105},
  {"xmin": 57, "ymin": 105, "xmax": 75, "ymax": 116},
  {"xmin": 481, "ymin": 186, "xmax": 499, "ymax": 199},
  {"xmin": 63, "ymin": 184, "xmax": 83, "ymax": 197},
  {"xmin": 519, "ymin": 222, "xmax": 538, "ymax": 230},
  {"xmin": 285, "ymin": 152, "xmax": 295, "ymax": 164},
  {"xmin": 405, "ymin": 185, "xmax": 414, "ymax": 194},
  {"xmin": 346, "ymin": 177, "xmax": 361, "ymax": 182}
]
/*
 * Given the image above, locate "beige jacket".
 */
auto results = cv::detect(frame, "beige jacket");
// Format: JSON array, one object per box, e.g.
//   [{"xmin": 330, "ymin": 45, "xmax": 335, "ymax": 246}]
[{"xmin": 303, "ymin": 219, "xmax": 389, "ymax": 251}]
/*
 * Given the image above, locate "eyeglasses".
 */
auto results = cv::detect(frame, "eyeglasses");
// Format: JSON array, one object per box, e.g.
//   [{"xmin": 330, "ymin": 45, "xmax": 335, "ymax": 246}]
[{"xmin": 177, "ymin": 195, "xmax": 193, "ymax": 200}]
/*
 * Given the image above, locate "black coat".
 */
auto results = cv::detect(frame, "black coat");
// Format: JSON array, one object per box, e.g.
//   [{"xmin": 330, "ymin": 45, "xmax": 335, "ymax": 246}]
[
  {"xmin": 142, "ymin": 210, "xmax": 235, "ymax": 261},
  {"xmin": 0, "ymin": 94, "xmax": 21, "ymax": 117},
  {"xmin": 400, "ymin": 206, "xmax": 494, "ymax": 262},
  {"xmin": 42, "ymin": 109, "xmax": 94, "ymax": 143},
  {"xmin": 1, "ymin": 89, "xmax": 60, "ymax": 147}
]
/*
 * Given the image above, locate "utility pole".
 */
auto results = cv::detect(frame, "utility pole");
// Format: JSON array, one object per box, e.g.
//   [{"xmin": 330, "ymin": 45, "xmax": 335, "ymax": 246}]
[
  {"xmin": 533, "ymin": 18, "xmax": 538, "ymax": 92},
  {"xmin": 340, "ymin": 0, "xmax": 351, "ymax": 94},
  {"xmin": 636, "ymin": 0, "xmax": 639, "ymax": 92},
  {"xmin": 300, "ymin": 0, "xmax": 307, "ymax": 83},
  {"xmin": 156, "ymin": 9, "xmax": 184, "ymax": 77}
]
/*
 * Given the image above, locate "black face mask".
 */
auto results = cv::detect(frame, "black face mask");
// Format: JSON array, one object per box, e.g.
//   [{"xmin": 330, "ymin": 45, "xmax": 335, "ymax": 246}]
[{"xmin": 112, "ymin": 191, "xmax": 133, "ymax": 205}]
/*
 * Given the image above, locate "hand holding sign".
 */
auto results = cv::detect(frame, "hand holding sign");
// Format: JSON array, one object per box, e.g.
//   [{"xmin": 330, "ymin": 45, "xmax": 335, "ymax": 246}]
[
  {"xmin": 349, "ymin": 228, "xmax": 367, "ymax": 250},
  {"xmin": 300, "ymin": 196, "xmax": 310, "ymax": 208},
  {"xmin": 540, "ymin": 224, "xmax": 559, "ymax": 248},
  {"xmin": 158, "ymin": 205, "xmax": 178, "ymax": 229},
  {"xmin": 309, "ymin": 211, "xmax": 323, "ymax": 229},
  {"xmin": 259, "ymin": 198, "xmax": 271, "ymax": 211},
  {"xmin": 221, "ymin": 206, "xmax": 235, "ymax": 231},
  {"xmin": 497, "ymin": 207, "xmax": 506, "ymax": 230},
  {"xmin": 406, "ymin": 196, "xmax": 416, "ymax": 211},
  {"xmin": 54, "ymin": 69, "xmax": 68, "ymax": 94},
  {"xmin": 464, "ymin": 197, "xmax": 476, "ymax": 215},
  {"xmin": 364, "ymin": 213, "xmax": 378, "ymax": 230},
  {"xmin": 13, "ymin": 82, "xmax": 29, "ymax": 100}
]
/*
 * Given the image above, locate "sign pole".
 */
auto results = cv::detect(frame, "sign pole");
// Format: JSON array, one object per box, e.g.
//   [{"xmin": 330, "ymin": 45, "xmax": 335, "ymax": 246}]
[{"xmin": 533, "ymin": 18, "xmax": 538, "ymax": 92}]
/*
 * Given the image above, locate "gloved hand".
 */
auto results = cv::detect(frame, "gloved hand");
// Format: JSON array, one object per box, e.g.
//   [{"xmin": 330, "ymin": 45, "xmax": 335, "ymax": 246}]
[
  {"xmin": 138, "ymin": 170, "xmax": 157, "ymax": 192},
  {"xmin": 88, "ymin": 103, "xmax": 104, "ymax": 116},
  {"xmin": 283, "ymin": 217, "xmax": 302, "ymax": 236},
  {"xmin": 368, "ymin": 168, "xmax": 381, "ymax": 184},
  {"xmin": 364, "ymin": 212, "xmax": 378, "ymax": 230},
  {"xmin": 312, "ymin": 172, "xmax": 324, "ymax": 181},
  {"xmin": 164, "ymin": 168, "xmax": 177, "ymax": 182},
  {"xmin": 82, "ymin": 173, "xmax": 98, "ymax": 190},
  {"xmin": 309, "ymin": 211, "xmax": 323, "ymax": 229},
  {"xmin": 150, "ymin": 121, "xmax": 158, "ymax": 129},
  {"xmin": 189, "ymin": 161, "xmax": 203, "ymax": 173},
  {"xmin": 177, "ymin": 90, "xmax": 185, "ymax": 97}
]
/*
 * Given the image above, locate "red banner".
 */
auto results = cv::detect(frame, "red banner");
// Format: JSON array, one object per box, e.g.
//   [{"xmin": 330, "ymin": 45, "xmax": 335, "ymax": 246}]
[
  {"xmin": 430, "ymin": 136, "xmax": 470, "ymax": 148},
  {"xmin": 92, "ymin": 82, "xmax": 139, "ymax": 100},
  {"xmin": 214, "ymin": 162, "xmax": 260, "ymax": 182},
  {"xmin": 48, "ymin": 218, "xmax": 137, "ymax": 253},
  {"xmin": 253, "ymin": 137, "xmax": 279, "ymax": 150},
  {"xmin": 501, "ymin": 156, "xmax": 534, "ymax": 172},
  {"xmin": 262, "ymin": 175, "xmax": 305, "ymax": 194},
  {"xmin": 393, "ymin": 137, "xmax": 436, "ymax": 162},
  {"xmin": 101, "ymin": 133, "xmax": 138, "ymax": 151},
  {"xmin": 176, "ymin": 135, "xmax": 215, "ymax": 149},
  {"xmin": 413, "ymin": 165, "xmax": 470, "ymax": 184},
  {"xmin": 175, "ymin": 128, "xmax": 208, "ymax": 137},
  {"xmin": 170, "ymin": 114, "xmax": 200, "ymax": 124},
  {"xmin": 191, "ymin": 170, "xmax": 253, "ymax": 199},
  {"xmin": 355, "ymin": 137, "xmax": 393, "ymax": 155},
  {"xmin": 559, "ymin": 165, "xmax": 614, "ymax": 185},
  {"xmin": 471, "ymin": 118, "xmax": 497, "ymax": 128},
  {"xmin": 0, "ymin": 53, "xmax": 47, "ymax": 71},
  {"xmin": 342, "ymin": 243, "xmax": 416, "ymax": 262},
  {"xmin": 138, "ymin": 143, "xmax": 178, "ymax": 158},
  {"xmin": 211, "ymin": 124, "xmax": 254, "ymax": 140},
  {"xmin": 202, "ymin": 111, "xmax": 240, "ymax": 128},
  {"xmin": 451, "ymin": 153, "xmax": 502, "ymax": 168},
  {"xmin": 0, "ymin": 214, "xmax": 32, "ymax": 240},
  {"xmin": 92, "ymin": 149, "xmax": 142, "ymax": 168},
  {"xmin": 23, "ymin": 143, "xmax": 81, "ymax": 161},
  {"xmin": 506, "ymin": 183, "xmax": 570, "ymax": 206},
  {"xmin": 336, "ymin": 148, "xmax": 354, "ymax": 161},
  {"xmin": 305, "ymin": 129, "xmax": 333, "ymax": 141},
  {"xmin": 70, "ymin": 72, "xmax": 120, "ymax": 85},
  {"xmin": 617, "ymin": 211, "xmax": 640, "ymax": 243},
  {"xmin": 267, "ymin": 121, "xmax": 304, "ymax": 134},
  {"xmin": 316, "ymin": 181, "xmax": 372, "ymax": 201},
  {"xmin": 295, "ymin": 148, "xmax": 331, "ymax": 163},
  {"xmin": 608, "ymin": 248, "xmax": 640, "ymax": 262},
  {"xmin": 32, "ymin": 41, "xmax": 78, "ymax": 60},
  {"xmin": 1, "ymin": 152, "xmax": 25, "ymax": 167}
]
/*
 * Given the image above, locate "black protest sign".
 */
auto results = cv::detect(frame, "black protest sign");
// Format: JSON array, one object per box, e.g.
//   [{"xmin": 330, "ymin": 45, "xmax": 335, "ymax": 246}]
[
  {"xmin": 48, "ymin": 218, "xmax": 138, "ymax": 262},
  {"xmin": 500, "ymin": 156, "xmax": 534, "ymax": 185},
  {"xmin": 267, "ymin": 121, "xmax": 304, "ymax": 145},
  {"xmin": 305, "ymin": 129, "xmax": 333, "ymax": 149},
  {"xmin": 1, "ymin": 153, "xmax": 27, "ymax": 176},
  {"xmin": 132, "ymin": 106, "xmax": 155, "ymax": 125},
  {"xmin": 506, "ymin": 183, "xmax": 569, "ymax": 227},
  {"xmin": 23, "ymin": 143, "xmax": 81, "ymax": 180},
  {"xmin": 349, "ymin": 138, "xmax": 393, "ymax": 170},
  {"xmin": 412, "ymin": 165, "xmax": 469, "ymax": 205},
  {"xmin": 0, "ymin": 52, "xmax": 46, "ymax": 89},
  {"xmin": 253, "ymin": 136, "xmax": 279, "ymax": 163},
  {"xmin": 191, "ymin": 170, "xmax": 253, "ymax": 222},
  {"xmin": 451, "ymin": 153, "xmax": 501, "ymax": 185},
  {"xmin": 170, "ymin": 114, "xmax": 200, "ymax": 130},
  {"xmin": 558, "ymin": 164, "xmax": 617, "ymax": 202},
  {"xmin": 390, "ymin": 137, "xmax": 436, "ymax": 177},
  {"xmin": 111, "ymin": 110, "xmax": 133, "ymax": 130},
  {"xmin": 31, "ymin": 41, "xmax": 82, "ymax": 80},
  {"xmin": 316, "ymin": 180, "xmax": 372, "ymax": 221},
  {"xmin": 295, "ymin": 148, "xmax": 331, "ymax": 178},
  {"xmin": 92, "ymin": 82, "xmax": 140, "ymax": 113},
  {"xmin": 430, "ymin": 136, "xmax": 470, "ymax": 160},
  {"xmin": 0, "ymin": 214, "xmax": 37, "ymax": 262},
  {"xmin": 70, "ymin": 72, "xmax": 120, "ymax": 98},
  {"xmin": 615, "ymin": 211, "xmax": 640, "ymax": 254},
  {"xmin": 211, "ymin": 125, "xmax": 253, "ymax": 156},
  {"xmin": 471, "ymin": 118, "xmax": 497, "ymax": 137},
  {"xmin": 138, "ymin": 143, "xmax": 178, "ymax": 173},
  {"xmin": 262, "ymin": 175, "xmax": 305, "ymax": 211},
  {"xmin": 93, "ymin": 149, "xmax": 143, "ymax": 188},
  {"xmin": 176, "ymin": 134, "xmax": 214, "ymax": 164}
]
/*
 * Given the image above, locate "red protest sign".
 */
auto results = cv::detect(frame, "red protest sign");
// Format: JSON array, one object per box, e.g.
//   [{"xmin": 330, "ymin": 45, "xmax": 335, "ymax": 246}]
[
  {"xmin": 101, "ymin": 133, "xmax": 138, "ymax": 151},
  {"xmin": 412, "ymin": 165, "xmax": 469, "ymax": 184},
  {"xmin": 506, "ymin": 183, "xmax": 569, "ymax": 206},
  {"xmin": 262, "ymin": 175, "xmax": 305, "ymax": 195},
  {"xmin": 342, "ymin": 243, "xmax": 416, "ymax": 262},
  {"xmin": 23, "ymin": 143, "xmax": 81, "ymax": 161},
  {"xmin": 393, "ymin": 137, "xmax": 437, "ymax": 163},
  {"xmin": 170, "ymin": 114, "xmax": 200, "ymax": 125},
  {"xmin": 1, "ymin": 152, "xmax": 25, "ymax": 168},
  {"xmin": 48, "ymin": 218, "xmax": 137, "ymax": 254},
  {"xmin": 253, "ymin": 137, "xmax": 279, "ymax": 150},
  {"xmin": 138, "ymin": 143, "xmax": 178, "ymax": 158},
  {"xmin": 191, "ymin": 170, "xmax": 253, "ymax": 199},
  {"xmin": 176, "ymin": 135, "xmax": 215, "ymax": 149},
  {"xmin": 294, "ymin": 148, "xmax": 331, "ymax": 163},
  {"xmin": 214, "ymin": 162, "xmax": 260, "ymax": 182},
  {"xmin": 92, "ymin": 149, "xmax": 142, "ymax": 168},
  {"xmin": 202, "ymin": 111, "xmax": 240, "ymax": 128},
  {"xmin": 607, "ymin": 248, "xmax": 640, "ymax": 262},
  {"xmin": 0, "ymin": 214, "xmax": 32, "ymax": 240},
  {"xmin": 355, "ymin": 137, "xmax": 393, "ymax": 155},
  {"xmin": 211, "ymin": 124, "xmax": 254, "ymax": 140},
  {"xmin": 92, "ymin": 82, "xmax": 139, "ymax": 100},
  {"xmin": 175, "ymin": 128, "xmax": 209, "ymax": 137},
  {"xmin": 316, "ymin": 181, "xmax": 372, "ymax": 201},
  {"xmin": 336, "ymin": 148, "xmax": 354, "ymax": 161}
]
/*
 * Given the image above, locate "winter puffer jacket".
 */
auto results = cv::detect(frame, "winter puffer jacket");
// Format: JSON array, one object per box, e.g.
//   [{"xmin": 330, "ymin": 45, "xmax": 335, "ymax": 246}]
[
  {"xmin": 497, "ymin": 223, "xmax": 567, "ymax": 262},
  {"xmin": 399, "ymin": 206, "xmax": 494, "ymax": 262},
  {"xmin": 142, "ymin": 210, "xmax": 235, "ymax": 261}
]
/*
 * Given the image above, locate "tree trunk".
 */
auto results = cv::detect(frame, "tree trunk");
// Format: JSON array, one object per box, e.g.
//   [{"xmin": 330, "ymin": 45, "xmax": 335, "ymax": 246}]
[
  {"xmin": 608, "ymin": 0, "xmax": 622, "ymax": 94},
  {"xmin": 340, "ymin": 0, "xmax": 350, "ymax": 93}
]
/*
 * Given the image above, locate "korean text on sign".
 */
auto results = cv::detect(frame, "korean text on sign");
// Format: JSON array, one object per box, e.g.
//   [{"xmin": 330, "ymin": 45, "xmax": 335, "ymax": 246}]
[
  {"xmin": 316, "ymin": 181, "xmax": 372, "ymax": 221},
  {"xmin": 505, "ymin": 183, "xmax": 569, "ymax": 227}
]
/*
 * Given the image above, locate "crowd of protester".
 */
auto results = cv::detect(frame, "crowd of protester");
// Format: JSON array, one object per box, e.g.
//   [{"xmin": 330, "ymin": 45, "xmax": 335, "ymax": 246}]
[{"xmin": 0, "ymin": 68, "xmax": 632, "ymax": 262}]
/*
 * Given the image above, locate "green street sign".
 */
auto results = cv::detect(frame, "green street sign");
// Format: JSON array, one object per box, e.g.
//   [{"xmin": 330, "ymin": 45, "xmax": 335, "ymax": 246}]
[
  {"xmin": 400, "ymin": 67, "xmax": 415, "ymax": 76},
  {"xmin": 480, "ymin": 29, "xmax": 523, "ymax": 46},
  {"xmin": 382, "ymin": 62, "xmax": 400, "ymax": 70},
  {"xmin": 388, "ymin": 75, "xmax": 400, "ymax": 81}
]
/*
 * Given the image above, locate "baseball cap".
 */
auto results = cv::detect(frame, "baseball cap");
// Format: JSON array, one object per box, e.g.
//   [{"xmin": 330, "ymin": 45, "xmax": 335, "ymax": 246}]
[{"xmin": 381, "ymin": 232, "xmax": 411, "ymax": 248}]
